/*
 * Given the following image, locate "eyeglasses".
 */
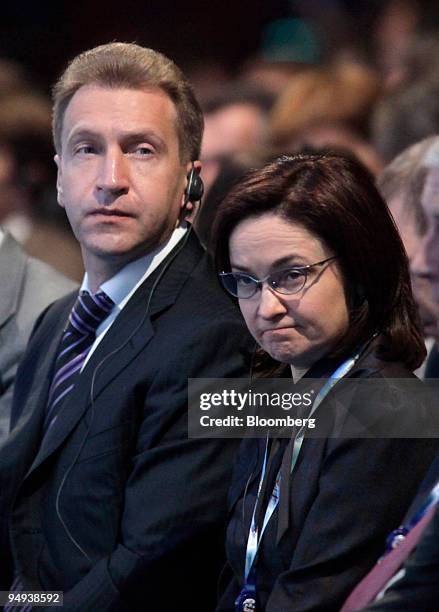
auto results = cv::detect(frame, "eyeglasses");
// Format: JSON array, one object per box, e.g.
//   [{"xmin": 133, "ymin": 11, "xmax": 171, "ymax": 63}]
[{"xmin": 219, "ymin": 256, "xmax": 337, "ymax": 299}]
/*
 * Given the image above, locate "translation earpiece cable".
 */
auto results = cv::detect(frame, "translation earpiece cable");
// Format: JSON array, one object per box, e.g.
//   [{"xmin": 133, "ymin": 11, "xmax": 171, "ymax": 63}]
[{"xmin": 55, "ymin": 185, "xmax": 203, "ymax": 559}]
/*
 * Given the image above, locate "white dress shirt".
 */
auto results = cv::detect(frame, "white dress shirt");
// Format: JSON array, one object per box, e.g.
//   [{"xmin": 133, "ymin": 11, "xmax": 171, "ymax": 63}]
[{"xmin": 80, "ymin": 224, "xmax": 188, "ymax": 368}]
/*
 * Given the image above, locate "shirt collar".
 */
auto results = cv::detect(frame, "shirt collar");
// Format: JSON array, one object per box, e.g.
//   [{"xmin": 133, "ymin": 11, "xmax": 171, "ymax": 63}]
[{"xmin": 80, "ymin": 224, "xmax": 188, "ymax": 309}]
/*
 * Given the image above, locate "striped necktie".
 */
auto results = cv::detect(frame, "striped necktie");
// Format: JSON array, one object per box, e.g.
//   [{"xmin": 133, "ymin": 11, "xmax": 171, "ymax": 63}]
[{"xmin": 44, "ymin": 290, "xmax": 114, "ymax": 430}]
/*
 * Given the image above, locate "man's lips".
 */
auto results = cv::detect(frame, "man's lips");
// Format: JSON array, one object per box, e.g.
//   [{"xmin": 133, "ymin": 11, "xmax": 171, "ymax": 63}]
[{"xmin": 87, "ymin": 209, "xmax": 133, "ymax": 218}]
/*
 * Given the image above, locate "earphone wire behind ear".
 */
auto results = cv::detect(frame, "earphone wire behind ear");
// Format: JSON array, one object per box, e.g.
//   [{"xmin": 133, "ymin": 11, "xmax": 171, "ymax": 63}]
[
  {"xmin": 55, "ymin": 162, "xmax": 204, "ymax": 560},
  {"xmin": 184, "ymin": 163, "xmax": 204, "ymax": 208}
]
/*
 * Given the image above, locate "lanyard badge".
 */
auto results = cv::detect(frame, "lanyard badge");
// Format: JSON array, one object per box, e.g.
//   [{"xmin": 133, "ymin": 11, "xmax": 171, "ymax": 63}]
[
  {"xmin": 235, "ymin": 336, "xmax": 376, "ymax": 611},
  {"xmin": 235, "ymin": 583, "xmax": 257, "ymax": 611}
]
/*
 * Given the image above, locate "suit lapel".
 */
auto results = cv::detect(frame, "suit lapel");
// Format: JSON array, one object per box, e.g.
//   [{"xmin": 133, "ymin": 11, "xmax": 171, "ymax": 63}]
[
  {"xmin": 227, "ymin": 438, "xmax": 264, "ymax": 516},
  {"xmin": 14, "ymin": 296, "xmax": 72, "ymax": 427},
  {"xmin": 30, "ymin": 303, "xmax": 155, "ymax": 472},
  {"xmin": 26, "ymin": 231, "xmax": 204, "ymax": 474},
  {"xmin": 403, "ymin": 454, "xmax": 439, "ymax": 521}
]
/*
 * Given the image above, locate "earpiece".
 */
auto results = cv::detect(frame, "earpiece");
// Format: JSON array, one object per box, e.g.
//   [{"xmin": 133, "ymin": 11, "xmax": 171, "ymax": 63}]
[{"xmin": 184, "ymin": 165, "xmax": 204, "ymax": 204}]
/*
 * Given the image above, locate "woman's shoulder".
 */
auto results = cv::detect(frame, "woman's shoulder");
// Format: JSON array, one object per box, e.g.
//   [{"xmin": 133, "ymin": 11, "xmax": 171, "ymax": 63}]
[
  {"xmin": 336, "ymin": 344, "xmax": 437, "ymax": 438},
  {"xmin": 350, "ymin": 336, "xmax": 418, "ymax": 381}
]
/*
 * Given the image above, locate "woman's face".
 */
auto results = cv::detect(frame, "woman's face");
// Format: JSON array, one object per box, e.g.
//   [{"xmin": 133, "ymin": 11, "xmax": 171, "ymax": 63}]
[{"xmin": 229, "ymin": 213, "xmax": 350, "ymax": 368}]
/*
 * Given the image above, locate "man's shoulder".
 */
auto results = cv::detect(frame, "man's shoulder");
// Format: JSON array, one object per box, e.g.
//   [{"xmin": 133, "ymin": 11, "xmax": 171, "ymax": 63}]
[
  {"xmin": 25, "ymin": 256, "xmax": 77, "ymax": 299},
  {"xmin": 17, "ymin": 257, "xmax": 77, "ymax": 328},
  {"xmin": 0, "ymin": 231, "xmax": 77, "ymax": 333}
]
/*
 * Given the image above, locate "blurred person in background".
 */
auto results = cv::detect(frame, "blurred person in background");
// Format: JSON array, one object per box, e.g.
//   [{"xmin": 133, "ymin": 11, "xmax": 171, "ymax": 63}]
[
  {"xmin": 342, "ymin": 136, "xmax": 439, "ymax": 607},
  {"xmin": 373, "ymin": 0, "xmax": 423, "ymax": 89},
  {"xmin": 371, "ymin": 76, "xmax": 439, "ymax": 164},
  {"xmin": 381, "ymin": 31, "xmax": 439, "ymax": 91},
  {"xmin": 192, "ymin": 159, "xmax": 248, "ymax": 249},
  {"xmin": 0, "ymin": 89, "xmax": 83, "ymax": 281},
  {"xmin": 373, "ymin": 0, "xmax": 439, "ymax": 89},
  {"xmin": 0, "ymin": 60, "xmax": 79, "ymax": 443},
  {"xmin": 268, "ymin": 61, "xmax": 384, "ymax": 176},
  {"xmin": 341, "ymin": 462, "xmax": 439, "ymax": 609},
  {"xmin": 378, "ymin": 135, "xmax": 439, "ymax": 377},
  {"xmin": 213, "ymin": 152, "xmax": 437, "ymax": 611},
  {"xmin": 0, "ymin": 228, "xmax": 76, "ymax": 443},
  {"xmin": 409, "ymin": 136, "xmax": 439, "ymax": 377},
  {"xmin": 194, "ymin": 84, "xmax": 274, "ymax": 247},
  {"xmin": 239, "ymin": 16, "xmax": 321, "ymax": 96},
  {"xmin": 200, "ymin": 84, "xmax": 274, "ymax": 195}
]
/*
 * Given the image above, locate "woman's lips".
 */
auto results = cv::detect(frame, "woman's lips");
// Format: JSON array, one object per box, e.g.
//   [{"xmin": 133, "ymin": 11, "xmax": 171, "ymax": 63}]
[{"xmin": 261, "ymin": 326, "xmax": 296, "ymax": 337}]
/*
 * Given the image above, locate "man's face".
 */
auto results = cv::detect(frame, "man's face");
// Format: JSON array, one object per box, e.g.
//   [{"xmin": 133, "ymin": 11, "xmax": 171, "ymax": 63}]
[
  {"xmin": 55, "ymin": 85, "xmax": 192, "ymax": 280},
  {"xmin": 415, "ymin": 169, "xmax": 439, "ymax": 292},
  {"xmin": 201, "ymin": 103, "xmax": 266, "ymax": 194},
  {"xmin": 411, "ymin": 167, "xmax": 439, "ymax": 341},
  {"xmin": 388, "ymin": 192, "xmax": 439, "ymax": 339}
]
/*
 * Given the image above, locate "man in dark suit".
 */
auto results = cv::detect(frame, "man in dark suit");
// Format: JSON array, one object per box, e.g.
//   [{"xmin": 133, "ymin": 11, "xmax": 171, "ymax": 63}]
[
  {"xmin": 341, "ymin": 454, "xmax": 439, "ymax": 610},
  {"xmin": 0, "ymin": 42, "xmax": 252, "ymax": 611}
]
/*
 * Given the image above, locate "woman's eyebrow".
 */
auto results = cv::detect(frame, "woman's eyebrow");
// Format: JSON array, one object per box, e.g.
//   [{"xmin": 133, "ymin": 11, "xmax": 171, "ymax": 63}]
[
  {"xmin": 270, "ymin": 255, "xmax": 308, "ymax": 268},
  {"xmin": 229, "ymin": 255, "xmax": 307, "ymax": 273},
  {"xmin": 229, "ymin": 262, "xmax": 252, "ymax": 273}
]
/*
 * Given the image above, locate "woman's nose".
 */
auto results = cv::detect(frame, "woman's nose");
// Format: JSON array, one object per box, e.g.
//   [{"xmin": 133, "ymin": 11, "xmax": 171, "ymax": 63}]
[{"xmin": 256, "ymin": 285, "xmax": 288, "ymax": 319}]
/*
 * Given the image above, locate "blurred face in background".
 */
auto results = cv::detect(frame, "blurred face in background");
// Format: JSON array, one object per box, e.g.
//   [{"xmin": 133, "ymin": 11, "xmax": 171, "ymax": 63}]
[
  {"xmin": 201, "ymin": 103, "xmax": 267, "ymax": 194},
  {"xmin": 388, "ymin": 190, "xmax": 439, "ymax": 340},
  {"xmin": 410, "ymin": 167, "xmax": 439, "ymax": 341}
]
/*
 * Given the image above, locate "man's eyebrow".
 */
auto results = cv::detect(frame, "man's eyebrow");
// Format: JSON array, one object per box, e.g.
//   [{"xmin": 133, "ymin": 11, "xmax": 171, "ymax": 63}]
[
  {"xmin": 66, "ymin": 128, "xmax": 166, "ymax": 150},
  {"xmin": 66, "ymin": 128, "xmax": 100, "ymax": 145},
  {"xmin": 121, "ymin": 131, "xmax": 166, "ymax": 149}
]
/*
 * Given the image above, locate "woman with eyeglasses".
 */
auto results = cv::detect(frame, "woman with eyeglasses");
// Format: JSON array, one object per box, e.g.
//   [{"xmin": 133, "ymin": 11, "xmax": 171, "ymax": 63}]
[{"xmin": 212, "ymin": 153, "xmax": 438, "ymax": 612}]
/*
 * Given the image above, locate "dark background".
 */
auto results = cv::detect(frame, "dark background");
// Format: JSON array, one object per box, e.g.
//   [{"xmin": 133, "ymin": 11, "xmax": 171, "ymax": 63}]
[{"xmin": 0, "ymin": 1, "xmax": 387, "ymax": 92}]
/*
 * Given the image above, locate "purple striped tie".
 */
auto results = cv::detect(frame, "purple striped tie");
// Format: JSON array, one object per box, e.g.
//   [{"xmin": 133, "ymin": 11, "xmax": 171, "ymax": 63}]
[{"xmin": 44, "ymin": 290, "xmax": 114, "ymax": 430}]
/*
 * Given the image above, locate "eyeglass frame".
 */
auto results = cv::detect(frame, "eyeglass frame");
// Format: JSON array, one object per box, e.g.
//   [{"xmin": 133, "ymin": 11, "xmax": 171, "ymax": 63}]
[{"xmin": 219, "ymin": 256, "xmax": 338, "ymax": 299}]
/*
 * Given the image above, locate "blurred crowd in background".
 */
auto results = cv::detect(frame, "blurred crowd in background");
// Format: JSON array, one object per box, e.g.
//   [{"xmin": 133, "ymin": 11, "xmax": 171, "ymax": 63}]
[{"xmin": 2, "ymin": 0, "xmax": 439, "ymax": 340}]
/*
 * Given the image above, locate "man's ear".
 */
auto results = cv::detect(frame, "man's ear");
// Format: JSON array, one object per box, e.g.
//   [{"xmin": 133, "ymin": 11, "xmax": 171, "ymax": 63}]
[{"xmin": 54, "ymin": 154, "xmax": 64, "ymax": 208}]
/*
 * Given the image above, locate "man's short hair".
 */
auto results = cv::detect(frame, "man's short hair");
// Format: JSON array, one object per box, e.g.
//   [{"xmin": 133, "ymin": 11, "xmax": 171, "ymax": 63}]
[
  {"xmin": 377, "ymin": 135, "xmax": 439, "ymax": 235},
  {"xmin": 52, "ymin": 42, "xmax": 204, "ymax": 162}
]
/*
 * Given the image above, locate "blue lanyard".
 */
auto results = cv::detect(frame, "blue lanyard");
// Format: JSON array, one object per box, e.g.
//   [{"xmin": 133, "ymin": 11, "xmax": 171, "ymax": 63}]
[
  {"xmin": 244, "ymin": 438, "xmax": 278, "ymax": 582},
  {"xmin": 385, "ymin": 479, "xmax": 439, "ymax": 552},
  {"xmin": 243, "ymin": 341, "xmax": 374, "ymax": 585},
  {"xmin": 288, "ymin": 350, "xmax": 363, "ymax": 473}
]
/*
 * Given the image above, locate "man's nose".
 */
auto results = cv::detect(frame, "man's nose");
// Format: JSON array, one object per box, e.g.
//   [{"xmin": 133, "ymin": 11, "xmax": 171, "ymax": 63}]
[
  {"xmin": 256, "ymin": 284, "xmax": 288, "ymax": 319},
  {"xmin": 96, "ymin": 149, "xmax": 129, "ymax": 201}
]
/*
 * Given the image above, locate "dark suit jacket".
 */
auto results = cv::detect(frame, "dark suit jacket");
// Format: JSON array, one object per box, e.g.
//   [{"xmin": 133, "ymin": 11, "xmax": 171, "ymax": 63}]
[
  {"xmin": 216, "ymin": 342, "xmax": 439, "ymax": 612},
  {"xmin": 363, "ymin": 453, "xmax": 439, "ymax": 611},
  {"xmin": 0, "ymin": 232, "xmax": 253, "ymax": 611}
]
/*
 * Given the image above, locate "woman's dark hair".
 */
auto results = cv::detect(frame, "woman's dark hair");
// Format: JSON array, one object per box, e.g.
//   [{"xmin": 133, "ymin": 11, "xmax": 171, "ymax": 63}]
[{"xmin": 212, "ymin": 152, "xmax": 426, "ymax": 371}]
